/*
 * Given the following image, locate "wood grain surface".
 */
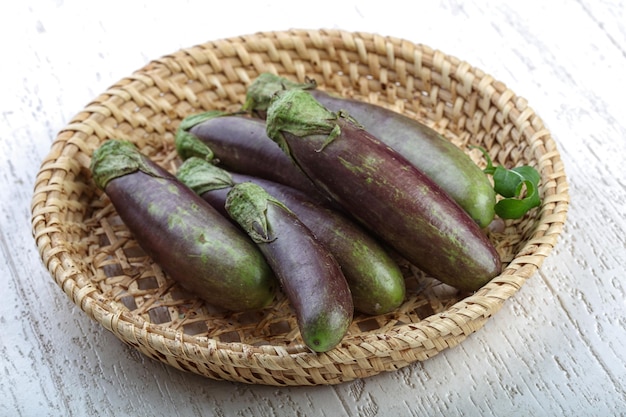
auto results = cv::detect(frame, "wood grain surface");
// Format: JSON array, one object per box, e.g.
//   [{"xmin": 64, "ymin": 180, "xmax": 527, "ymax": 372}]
[{"xmin": 2, "ymin": 1, "xmax": 625, "ymax": 416}]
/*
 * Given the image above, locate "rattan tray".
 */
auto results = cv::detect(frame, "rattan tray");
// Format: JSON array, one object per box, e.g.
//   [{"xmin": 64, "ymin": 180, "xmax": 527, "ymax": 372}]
[{"xmin": 31, "ymin": 29, "xmax": 569, "ymax": 386}]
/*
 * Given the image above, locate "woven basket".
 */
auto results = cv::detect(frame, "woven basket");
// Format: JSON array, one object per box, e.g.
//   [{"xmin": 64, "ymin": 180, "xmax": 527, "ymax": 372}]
[{"xmin": 31, "ymin": 29, "xmax": 569, "ymax": 386}]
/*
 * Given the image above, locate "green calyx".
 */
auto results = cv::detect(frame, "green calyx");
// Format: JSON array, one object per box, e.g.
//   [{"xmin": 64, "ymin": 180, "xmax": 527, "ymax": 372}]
[
  {"xmin": 225, "ymin": 182, "xmax": 290, "ymax": 244},
  {"xmin": 176, "ymin": 157, "xmax": 234, "ymax": 196},
  {"xmin": 175, "ymin": 110, "xmax": 230, "ymax": 161},
  {"xmin": 175, "ymin": 129, "xmax": 214, "ymax": 161},
  {"xmin": 242, "ymin": 72, "xmax": 317, "ymax": 113},
  {"xmin": 265, "ymin": 89, "xmax": 343, "ymax": 157},
  {"xmin": 90, "ymin": 139, "xmax": 160, "ymax": 189}
]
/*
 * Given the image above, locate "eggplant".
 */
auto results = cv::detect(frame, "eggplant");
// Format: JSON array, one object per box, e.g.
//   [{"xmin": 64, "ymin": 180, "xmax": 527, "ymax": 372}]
[
  {"xmin": 177, "ymin": 157, "xmax": 406, "ymax": 315},
  {"xmin": 175, "ymin": 111, "xmax": 322, "ymax": 197},
  {"xmin": 264, "ymin": 90, "xmax": 502, "ymax": 292},
  {"xmin": 89, "ymin": 140, "xmax": 276, "ymax": 311},
  {"xmin": 225, "ymin": 182, "xmax": 353, "ymax": 352},
  {"xmin": 244, "ymin": 73, "xmax": 497, "ymax": 228}
]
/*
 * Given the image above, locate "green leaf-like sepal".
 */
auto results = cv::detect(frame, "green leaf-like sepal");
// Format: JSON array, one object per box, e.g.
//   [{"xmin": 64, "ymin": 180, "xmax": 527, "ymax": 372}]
[
  {"xmin": 176, "ymin": 157, "xmax": 234, "ymax": 196},
  {"xmin": 174, "ymin": 110, "xmax": 231, "ymax": 161},
  {"xmin": 265, "ymin": 89, "xmax": 340, "ymax": 158},
  {"xmin": 243, "ymin": 73, "xmax": 317, "ymax": 113},
  {"xmin": 90, "ymin": 139, "xmax": 162, "ymax": 190},
  {"xmin": 225, "ymin": 182, "xmax": 291, "ymax": 244}
]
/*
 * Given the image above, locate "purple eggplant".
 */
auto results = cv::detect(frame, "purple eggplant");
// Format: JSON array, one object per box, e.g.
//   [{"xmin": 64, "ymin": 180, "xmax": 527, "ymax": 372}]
[
  {"xmin": 89, "ymin": 139, "xmax": 276, "ymax": 311},
  {"xmin": 176, "ymin": 157, "xmax": 406, "ymax": 315},
  {"xmin": 175, "ymin": 111, "xmax": 322, "ymax": 197},
  {"xmin": 243, "ymin": 73, "xmax": 496, "ymax": 228},
  {"xmin": 264, "ymin": 90, "xmax": 501, "ymax": 292},
  {"xmin": 225, "ymin": 182, "xmax": 353, "ymax": 352}
]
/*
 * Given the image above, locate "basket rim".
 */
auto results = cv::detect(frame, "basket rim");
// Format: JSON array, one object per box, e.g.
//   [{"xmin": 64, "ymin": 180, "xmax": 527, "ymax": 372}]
[{"xmin": 30, "ymin": 28, "xmax": 570, "ymax": 385}]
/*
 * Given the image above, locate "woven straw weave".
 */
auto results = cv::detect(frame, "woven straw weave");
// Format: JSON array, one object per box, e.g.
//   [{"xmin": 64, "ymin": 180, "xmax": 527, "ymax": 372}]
[{"xmin": 31, "ymin": 29, "xmax": 569, "ymax": 386}]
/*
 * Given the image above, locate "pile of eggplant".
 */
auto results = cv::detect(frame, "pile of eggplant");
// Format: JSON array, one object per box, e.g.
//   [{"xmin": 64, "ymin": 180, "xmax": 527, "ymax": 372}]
[{"xmin": 90, "ymin": 73, "xmax": 538, "ymax": 353}]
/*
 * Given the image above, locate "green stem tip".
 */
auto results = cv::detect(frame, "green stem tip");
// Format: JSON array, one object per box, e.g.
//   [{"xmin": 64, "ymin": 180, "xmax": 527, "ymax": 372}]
[
  {"xmin": 243, "ymin": 72, "xmax": 317, "ymax": 113},
  {"xmin": 176, "ymin": 157, "xmax": 234, "ymax": 196},
  {"xmin": 90, "ymin": 139, "xmax": 160, "ymax": 189},
  {"xmin": 225, "ymin": 182, "xmax": 291, "ymax": 244}
]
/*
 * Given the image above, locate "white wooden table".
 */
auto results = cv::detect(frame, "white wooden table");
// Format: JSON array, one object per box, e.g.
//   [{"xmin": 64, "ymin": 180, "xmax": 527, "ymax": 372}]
[{"xmin": 2, "ymin": 1, "xmax": 625, "ymax": 416}]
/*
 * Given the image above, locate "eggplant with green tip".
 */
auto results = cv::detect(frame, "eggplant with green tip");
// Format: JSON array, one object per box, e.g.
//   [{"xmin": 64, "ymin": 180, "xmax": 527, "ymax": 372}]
[
  {"xmin": 225, "ymin": 182, "xmax": 353, "ymax": 352},
  {"xmin": 177, "ymin": 157, "xmax": 406, "ymax": 315},
  {"xmin": 175, "ymin": 111, "xmax": 322, "ymax": 197},
  {"xmin": 264, "ymin": 90, "xmax": 502, "ymax": 292},
  {"xmin": 244, "ymin": 72, "xmax": 497, "ymax": 228},
  {"xmin": 89, "ymin": 139, "xmax": 276, "ymax": 311}
]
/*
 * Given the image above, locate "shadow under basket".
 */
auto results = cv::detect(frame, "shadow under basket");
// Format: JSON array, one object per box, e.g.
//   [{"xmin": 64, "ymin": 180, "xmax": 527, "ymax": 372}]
[{"xmin": 31, "ymin": 29, "xmax": 569, "ymax": 386}]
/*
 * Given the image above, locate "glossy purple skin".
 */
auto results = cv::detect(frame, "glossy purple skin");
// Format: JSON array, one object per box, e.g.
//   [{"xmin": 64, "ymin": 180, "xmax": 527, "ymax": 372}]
[
  {"xmin": 239, "ymin": 194, "xmax": 353, "ymax": 352},
  {"xmin": 248, "ymin": 82, "xmax": 496, "ymax": 228},
  {"xmin": 102, "ymin": 163, "xmax": 275, "ymax": 311},
  {"xmin": 307, "ymin": 89, "xmax": 497, "ymax": 228},
  {"xmin": 196, "ymin": 172, "xmax": 405, "ymax": 315},
  {"xmin": 280, "ymin": 117, "xmax": 501, "ymax": 292},
  {"xmin": 190, "ymin": 116, "xmax": 323, "ymax": 197}
]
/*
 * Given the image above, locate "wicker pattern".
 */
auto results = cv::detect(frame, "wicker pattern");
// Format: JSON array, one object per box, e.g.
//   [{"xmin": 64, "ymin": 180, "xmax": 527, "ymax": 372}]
[{"xmin": 31, "ymin": 29, "xmax": 569, "ymax": 386}]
